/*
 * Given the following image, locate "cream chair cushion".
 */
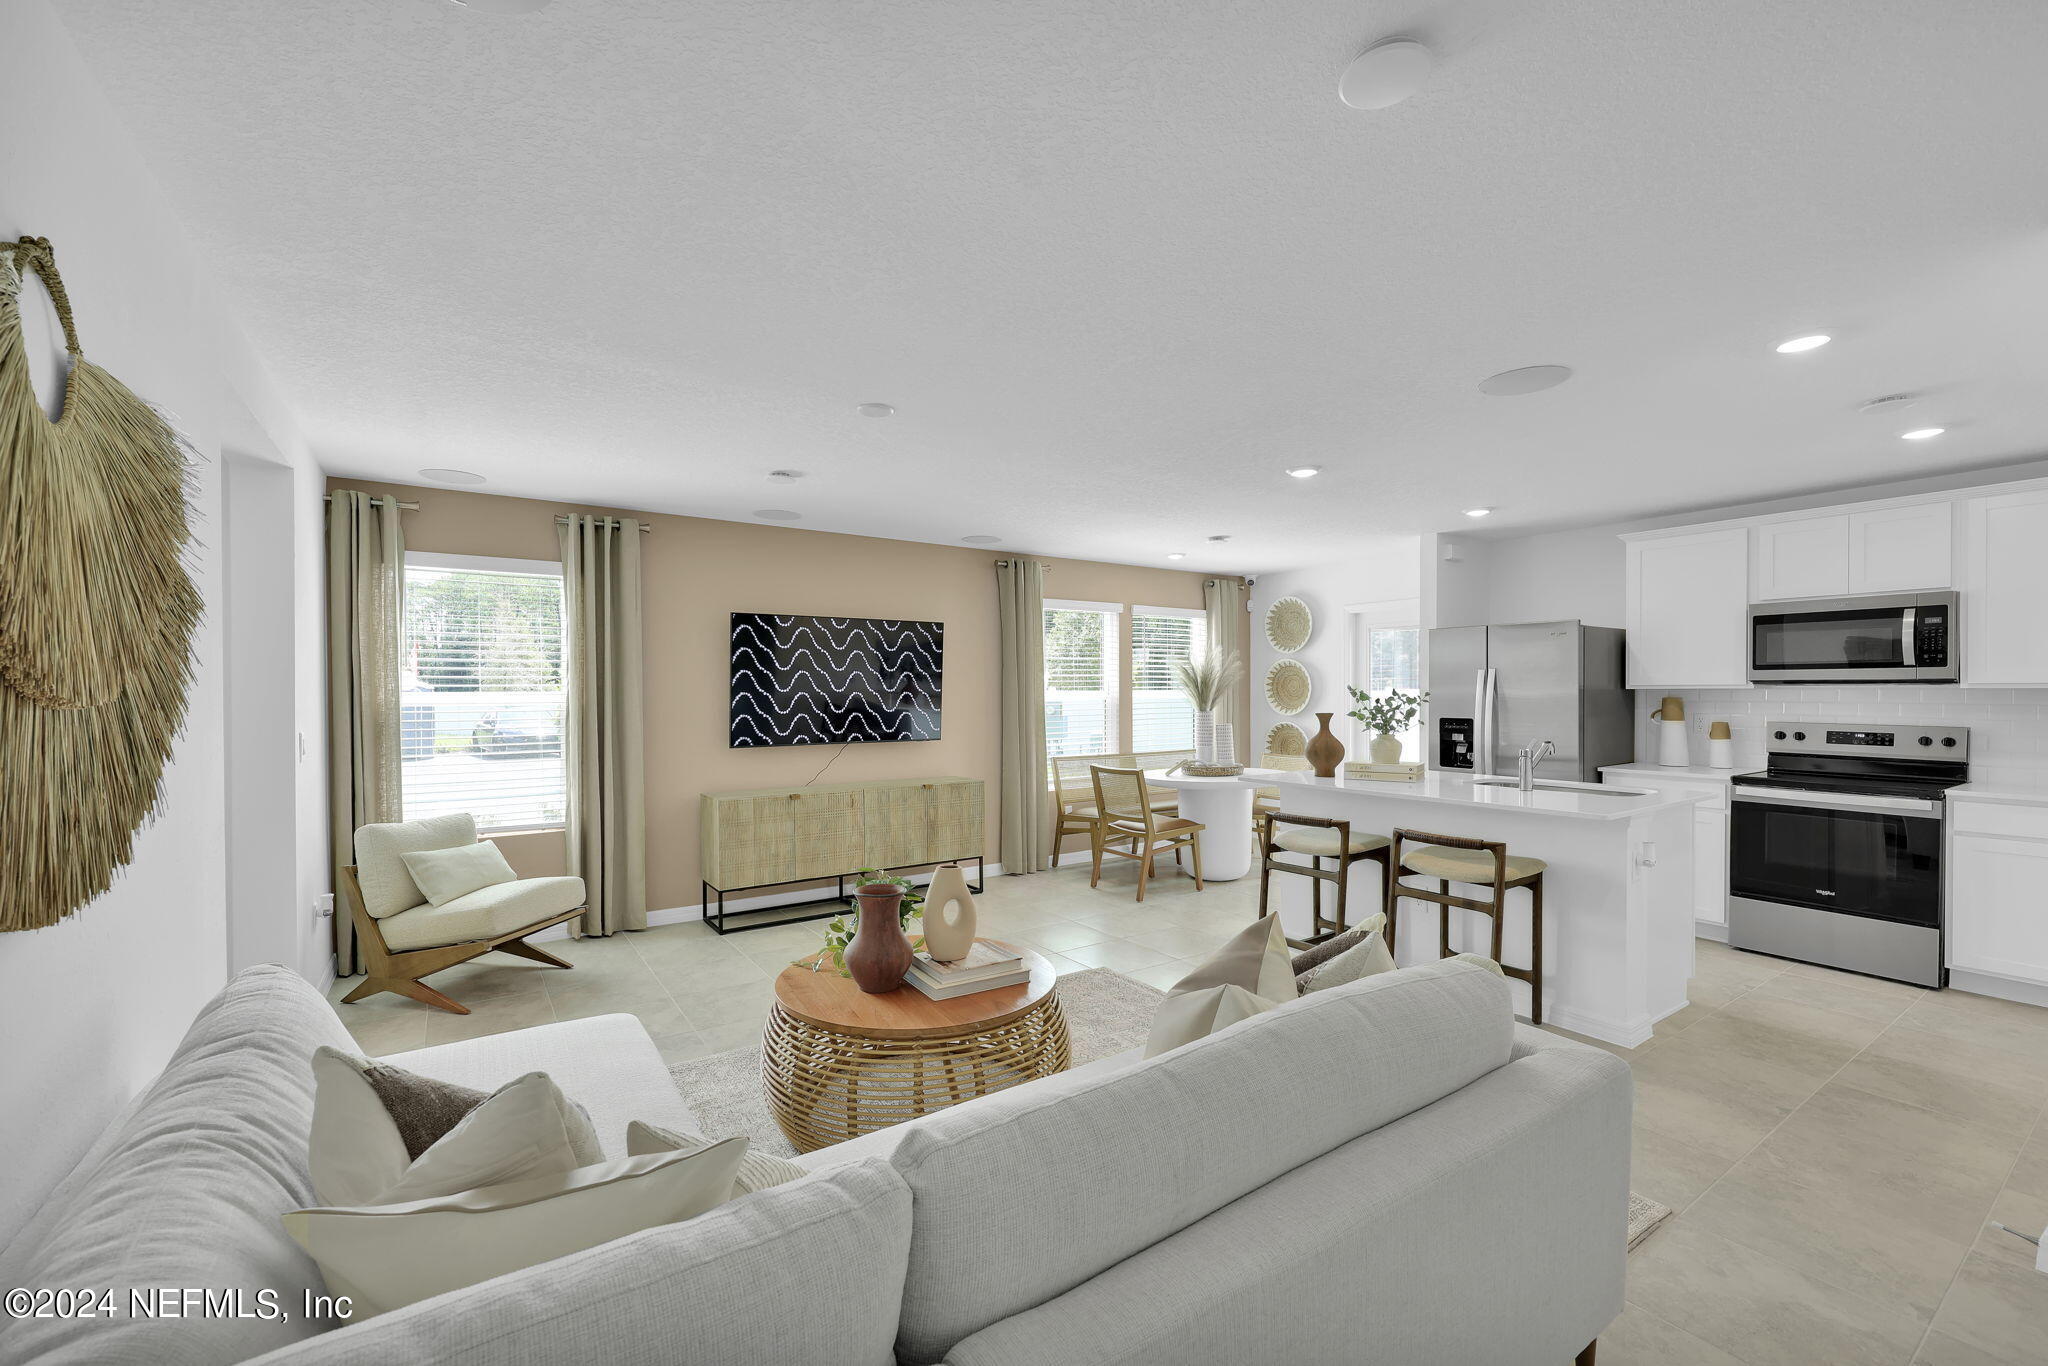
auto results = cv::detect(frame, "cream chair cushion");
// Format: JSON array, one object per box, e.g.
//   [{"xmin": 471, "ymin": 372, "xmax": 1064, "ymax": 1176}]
[
  {"xmin": 355, "ymin": 813, "xmax": 480, "ymax": 918},
  {"xmin": 1270, "ymin": 826, "xmax": 1392, "ymax": 857},
  {"xmin": 1401, "ymin": 845, "xmax": 1548, "ymax": 883},
  {"xmin": 400, "ymin": 840, "xmax": 517, "ymax": 906},
  {"xmin": 379, "ymin": 875, "xmax": 586, "ymax": 952}
]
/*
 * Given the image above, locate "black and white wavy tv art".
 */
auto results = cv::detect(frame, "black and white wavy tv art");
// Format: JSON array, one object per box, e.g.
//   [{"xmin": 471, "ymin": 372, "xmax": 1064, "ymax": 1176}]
[{"xmin": 730, "ymin": 613, "xmax": 944, "ymax": 747}]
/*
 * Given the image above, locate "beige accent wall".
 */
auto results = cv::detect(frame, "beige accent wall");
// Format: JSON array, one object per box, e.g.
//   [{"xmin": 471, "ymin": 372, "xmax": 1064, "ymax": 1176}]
[{"xmin": 329, "ymin": 478, "xmax": 1243, "ymax": 910}]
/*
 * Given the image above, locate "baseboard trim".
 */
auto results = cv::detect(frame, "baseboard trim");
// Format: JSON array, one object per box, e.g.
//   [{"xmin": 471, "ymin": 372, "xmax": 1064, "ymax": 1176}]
[
  {"xmin": 1543, "ymin": 1003, "xmax": 1653, "ymax": 1050},
  {"xmin": 1694, "ymin": 920, "xmax": 1730, "ymax": 943},
  {"xmin": 1947, "ymin": 968, "xmax": 2048, "ymax": 1009}
]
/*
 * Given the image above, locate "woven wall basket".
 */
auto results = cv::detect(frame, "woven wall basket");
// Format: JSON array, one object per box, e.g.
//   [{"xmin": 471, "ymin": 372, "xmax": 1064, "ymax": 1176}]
[{"xmin": 0, "ymin": 237, "xmax": 201, "ymax": 932}]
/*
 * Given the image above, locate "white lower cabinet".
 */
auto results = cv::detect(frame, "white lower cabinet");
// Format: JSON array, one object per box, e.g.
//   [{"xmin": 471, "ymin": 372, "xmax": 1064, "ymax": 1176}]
[
  {"xmin": 1948, "ymin": 800, "xmax": 2048, "ymax": 986},
  {"xmin": 1602, "ymin": 768, "xmax": 1728, "ymax": 929}
]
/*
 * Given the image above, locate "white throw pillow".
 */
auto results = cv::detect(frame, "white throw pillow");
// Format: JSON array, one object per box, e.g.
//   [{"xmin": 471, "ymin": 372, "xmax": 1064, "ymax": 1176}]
[
  {"xmin": 283, "ymin": 1140, "xmax": 748, "ymax": 1317},
  {"xmin": 376, "ymin": 1071, "xmax": 605, "ymax": 1204},
  {"xmin": 1144, "ymin": 914, "xmax": 1299, "ymax": 1058},
  {"xmin": 309, "ymin": 1049, "xmax": 430, "ymax": 1207},
  {"xmin": 627, "ymin": 1120, "xmax": 809, "ymax": 1195},
  {"xmin": 1296, "ymin": 914, "xmax": 1396, "ymax": 993},
  {"xmin": 399, "ymin": 841, "xmax": 517, "ymax": 907}
]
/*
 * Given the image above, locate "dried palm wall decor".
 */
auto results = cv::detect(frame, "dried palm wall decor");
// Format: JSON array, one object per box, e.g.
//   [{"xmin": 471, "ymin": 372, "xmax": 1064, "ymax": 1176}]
[{"xmin": 0, "ymin": 237, "xmax": 201, "ymax": 932}]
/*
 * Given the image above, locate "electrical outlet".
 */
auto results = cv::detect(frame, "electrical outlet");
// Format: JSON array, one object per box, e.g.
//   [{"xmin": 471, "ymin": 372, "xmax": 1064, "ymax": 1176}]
[{"xmin": 314, "ymin": 893, "xmax": 334, "ymax": 920}]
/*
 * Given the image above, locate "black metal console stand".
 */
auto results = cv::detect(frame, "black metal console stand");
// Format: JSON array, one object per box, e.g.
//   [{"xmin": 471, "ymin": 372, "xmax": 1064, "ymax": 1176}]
[{"xmin": 699, "ymin": 855, "xmax": 988, "ymax": 935}]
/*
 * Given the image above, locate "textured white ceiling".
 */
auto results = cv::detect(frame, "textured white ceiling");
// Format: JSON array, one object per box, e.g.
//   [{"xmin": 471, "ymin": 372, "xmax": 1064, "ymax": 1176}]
[{"xmin": 50, "ymin": 0, "xmax": 2048, "ymax": 571}]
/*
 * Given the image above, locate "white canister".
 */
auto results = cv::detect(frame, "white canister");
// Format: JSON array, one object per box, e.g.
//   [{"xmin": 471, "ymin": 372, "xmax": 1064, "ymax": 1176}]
[
  {"xmin": 1651, "ymin": 697, "xmax": 1690, "ymax": 767},
  {"xmin": 1707, "ymin": 721, "xmax": 1735, "ymax": 769}
]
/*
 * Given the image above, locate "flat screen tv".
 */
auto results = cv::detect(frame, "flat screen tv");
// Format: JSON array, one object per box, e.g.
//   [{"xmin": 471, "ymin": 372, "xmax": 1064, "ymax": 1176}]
[{"xmin": 730, "ymin": 613, "xmax": 943, "ymax": 747}]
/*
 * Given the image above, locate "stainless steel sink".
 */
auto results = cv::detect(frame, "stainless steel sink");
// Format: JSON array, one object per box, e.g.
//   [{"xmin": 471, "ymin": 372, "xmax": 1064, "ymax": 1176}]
[{"xmin": 1470, "ymin": 777, "xmax": 1651, "ymax": 796}]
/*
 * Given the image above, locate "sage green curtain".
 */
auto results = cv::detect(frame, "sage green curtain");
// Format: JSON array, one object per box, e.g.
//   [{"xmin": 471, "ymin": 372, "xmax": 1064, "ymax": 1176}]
[
  {"xmin": 996, "ymin": 558, "xmax": 1049, "ymax": 874},
  {"xmin": 1204, "ymin": 576, "xmax": 1246, "ymax": 727},
  {"xmin": 560, "ymin": 515, "xmax": 647, "ymax": 935},
  {"xmin": 327, "ymin": 490, "xmax": 405, "ymax": 977}
]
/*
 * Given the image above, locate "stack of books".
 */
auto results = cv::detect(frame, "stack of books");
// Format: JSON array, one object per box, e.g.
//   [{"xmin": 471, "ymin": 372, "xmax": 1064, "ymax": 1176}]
[
  {"xmin": 1343, "ymin": 760, "xmax": 1425, "ymax": 782},
  {"xmin": 905, "ymin": 940, "xmax": 1029, "ymax": 1000}
]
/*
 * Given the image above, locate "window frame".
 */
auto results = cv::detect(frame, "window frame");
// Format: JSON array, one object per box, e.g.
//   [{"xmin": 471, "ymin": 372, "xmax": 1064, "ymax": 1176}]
[
  {"xmin": 1127, "ymin": 604, "xmax": 1208, "ymax": 755},
  {"xmin": 400, "ymin": 550, "xmax": 570, "ymax": 836},
  {"xmin": 1343, "ymin": 597, "xmax": 1424, "ymax": 754},
  {"xmin": 1042, "ymin": 598, "xmax": 1124, "ymax": 763}
]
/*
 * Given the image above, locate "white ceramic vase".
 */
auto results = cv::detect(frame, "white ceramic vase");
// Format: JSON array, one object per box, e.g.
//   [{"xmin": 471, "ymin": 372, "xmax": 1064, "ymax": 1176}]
[
  {"xmin": 1214, "ymin": 721, "xmax": 1236, "ymax": 767},
  {"xmin": 1193, "ymin": 711, "xmax": 1217, "ymax": 765},
  {"xmin": 1369, "ymin": 733, "xmax": 1403, "ymax": 765},
  {"xmin": 919, "ymin": 862, "xmax": 978, "ymax": 962}
]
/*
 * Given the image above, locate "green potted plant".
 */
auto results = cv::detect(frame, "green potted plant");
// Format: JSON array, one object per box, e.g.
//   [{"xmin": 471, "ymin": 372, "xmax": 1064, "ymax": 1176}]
[
  {"xmin": 1346, "ymin": 686, "xmax": 1429, "ymax": 765},
  {"xmin": 1174, "ymin": 649, "xmax": 1244, "ymax": 765}
]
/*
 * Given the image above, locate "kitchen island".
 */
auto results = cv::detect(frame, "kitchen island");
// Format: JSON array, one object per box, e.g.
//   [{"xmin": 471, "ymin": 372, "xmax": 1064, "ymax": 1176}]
[{"xmin": 1241, "ymin": 770, "xmax": 1706, "ymax": 1046}]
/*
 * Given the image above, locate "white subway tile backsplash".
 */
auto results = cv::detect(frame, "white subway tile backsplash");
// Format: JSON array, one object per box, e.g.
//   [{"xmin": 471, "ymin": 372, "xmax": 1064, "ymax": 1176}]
[{"xmin": 1635, "ymin": 685, "xmax": 2048, "ymax": 772}]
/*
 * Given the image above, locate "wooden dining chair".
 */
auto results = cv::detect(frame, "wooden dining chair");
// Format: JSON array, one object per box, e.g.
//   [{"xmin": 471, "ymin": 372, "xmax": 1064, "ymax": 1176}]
[{"xmin": 1088, "ymin": 765, "xmax": 1205, "ymax": 902}]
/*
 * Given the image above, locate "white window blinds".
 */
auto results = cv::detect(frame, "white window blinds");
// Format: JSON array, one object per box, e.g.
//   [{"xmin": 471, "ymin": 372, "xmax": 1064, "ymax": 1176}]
[
  {"xmin": 1130, "ymin": 607, "xmax": 1206, "ymax": 753},
  {"xmin": 401, "ymin": 555, "xmax": 568, "ymax": 832},
  {"xmin": 1043, "ymin": 601, "xmax": 1119, "ymax": 758}
]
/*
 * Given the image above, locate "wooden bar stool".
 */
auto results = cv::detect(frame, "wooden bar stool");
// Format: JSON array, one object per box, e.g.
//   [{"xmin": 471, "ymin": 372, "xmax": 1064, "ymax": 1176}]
[
  {"xmin": 1257, "ymin": 811, "xmax": 1393, "ymax": 949},
  {"xmin": 1389, "ymin": 829, "xmax": 1548, "ymax": 1026}
]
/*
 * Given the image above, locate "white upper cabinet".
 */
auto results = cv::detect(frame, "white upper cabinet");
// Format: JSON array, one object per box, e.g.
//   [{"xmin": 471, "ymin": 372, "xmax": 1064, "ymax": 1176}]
[
  {"xmin": 1624, "ymin": 527, "xmax": 1750, "ymax": 688},
  {"xmin": 1846, "ymin": 502, "xmax": 1953, "ymax": 592},
  {"xmin": 1752, "ymin": 515, "xmax": 1849, "ymax": 600},
  {"xmin": 1963, "ymin": 488, "xmax": 2048, "ymax": 686}
]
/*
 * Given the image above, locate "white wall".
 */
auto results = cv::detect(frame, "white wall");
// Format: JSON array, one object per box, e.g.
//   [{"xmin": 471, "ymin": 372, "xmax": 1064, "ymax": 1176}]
[
  {"xmin": 1250, "ymin": 538, "xmax": 1421, "ymax": 757},
  {"xmin": 0, "ymin": 0, "xmax": 325, "ymax": 1248}
]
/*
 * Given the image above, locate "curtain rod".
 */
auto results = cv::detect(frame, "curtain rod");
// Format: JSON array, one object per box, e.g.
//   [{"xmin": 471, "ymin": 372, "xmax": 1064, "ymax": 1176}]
[
  {"xmin": 322, "ymin": 494, "xmax": 417, "ymax": 509},
  {"xmin": 555, "ymin": 515, "xmax": 652, "ymax": 534},
  {"xmin": 992, "ymin": 559, "xmax": 1050, "ymax": 568}
]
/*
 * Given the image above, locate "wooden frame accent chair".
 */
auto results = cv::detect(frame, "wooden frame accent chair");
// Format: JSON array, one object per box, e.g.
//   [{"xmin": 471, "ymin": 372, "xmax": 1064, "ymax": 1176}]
[
  {"xmin": 1088, "ymin": 765, "xmax": 1205, "ymax": 901},
  {"xmin": 339, "ymin": 813, "xmax": 589, "ymax": 1015},
  {"xmin": 1048, "ymin": 750, "xmax": 1195, "ymax": 868}
]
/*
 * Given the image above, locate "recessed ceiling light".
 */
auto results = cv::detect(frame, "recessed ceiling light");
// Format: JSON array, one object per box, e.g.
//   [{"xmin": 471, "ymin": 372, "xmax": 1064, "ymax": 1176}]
[
  {"xmin": 753, "ymin": 508, "xmax": 802, "ymax": 521},
  {"xmin": 1338, "ymin": 38, "xmax": 1434, "ymax": 110},
  {"xmin": 1166, "ymin": 552, "xmax": 1187, "ymax": 560},
  {"xmin": 419, "ymin": 467, "xmax": 485, "ymax": 484},
  {"xmin": 960, "ymin": 534, "xmax": 1001, "ymax": 544},
  {"xmin": 1286, "ymin": 465, "xmax": 1322, "ymax": 479},
  {"xmin": 1774, "ymin": 334, "xmax": 1831, "ymax": 354},
  {"xmin": 767, "ymin": 469, "xmax": 805, "ymax": 483},
  {"xmin": 856, "ymin": 403, "xmax": 895, "ymax": 418},
  {"xmin": 1900, "ymin": 427, "xmax": 1946, "ymax": 441},
  {"xmin": 1207, "ymin": 535, "xmax": 1232, "ymax": 543},
  {"xmin": 1478, "ymin": 365, "xmax": 1573, "ymax": 396},
  {"xmin": 1463, "ymin": 507, "xmax": 1493, "ymax": 518}
]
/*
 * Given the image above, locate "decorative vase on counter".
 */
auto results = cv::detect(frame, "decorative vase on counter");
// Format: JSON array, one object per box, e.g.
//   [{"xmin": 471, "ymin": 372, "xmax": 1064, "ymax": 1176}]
[
  {"xmin": 1652, "ymin": 696, "xmax": 1690, "ymax": 767},
  {"xmin": 1193, "ymin": 710, "xmax": 1217, "ymax": 765},
  {"xmin": 1305, "ymin": 713, "xmax": 1346, "ymax": 778},
  {"xmin": 1369, "ymin": 732, "xmax": 1403, "ymax": 765},
  {"xmin": 845, "ymin": 883, "xmax": 915, "ymax": 993},
  {"xmin": 1214, "ymin": 721, "xmax": 1236, "ymax": 767},
  {"xmin": 1707, "ymin": 720, "xmax": 1735, "ymax": 770},
  {"xmin": 920, "ymin": 863, "xmax": 978, "ymax": 962}
]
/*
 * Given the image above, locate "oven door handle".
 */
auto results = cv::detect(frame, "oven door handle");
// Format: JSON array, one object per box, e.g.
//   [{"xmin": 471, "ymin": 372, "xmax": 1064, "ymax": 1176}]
[{"xmin": 1733, "ymin": 788, "xmax": 1942, "ymax": 817}]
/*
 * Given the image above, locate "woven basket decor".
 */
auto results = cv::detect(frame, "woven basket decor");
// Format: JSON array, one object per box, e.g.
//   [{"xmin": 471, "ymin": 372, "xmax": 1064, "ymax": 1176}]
[
  {"xmin": 1264, "ymin": 596, "xmax": 1312, "ymax": 653},
  {"xmin": 0, "ymin": 237, "xmax": 201, "ymax": 932},
  {"xmin": 1265, "ymin": 659, "xmax": 1311, "ymax": 716},
  {"xmin": 1265, "ymin": 722, "xmax": 1308, "ymax": 757}
]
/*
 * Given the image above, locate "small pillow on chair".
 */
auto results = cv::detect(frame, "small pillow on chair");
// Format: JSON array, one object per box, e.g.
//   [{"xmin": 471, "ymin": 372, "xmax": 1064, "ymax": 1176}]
[
  {"xmin": 399, "ymin": 840, "xmax": 517, "ymax": 906},
  {"xmin": 1144, "ymin": 914, "xmax": 1298, "ymax": 1058},
  {"xmin": 627, "ymin": 1120, "xmax": 809, "ymax": 1194}
]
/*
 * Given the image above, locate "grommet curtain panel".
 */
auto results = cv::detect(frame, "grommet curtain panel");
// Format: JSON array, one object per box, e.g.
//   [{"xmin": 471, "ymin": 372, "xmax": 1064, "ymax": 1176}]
[
  {"xmin": 1203, "ymin": 577, "xmax": 1246, "ymax": 717},
  {"xmin": 327, "ymin": 490, "xmax": 405, "ymax": 975},
  {"xmin": 995, "ymin": 558, "xmax": 1049, "ymax": 874},
  {"xmin": 0, "ymin": 237, "xmax": 202, "ymax": 932},
  {"xmin": 560, "ymin": 515, "xmax": 647, "ymax": 936}
]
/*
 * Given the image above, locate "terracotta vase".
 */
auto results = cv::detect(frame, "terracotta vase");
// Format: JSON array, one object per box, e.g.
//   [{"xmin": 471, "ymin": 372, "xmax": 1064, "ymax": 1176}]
[
  {"xmin": 845, "ymin": 884, "xmax": 914, "ymax": 993},
  {"xmin": 1369, "ymin": 733, "xmax": 1404, "ymax": 765},
  {"xmin": 1305, "ymin": 712, "xmax": 1346, "ymax": 778},
  {"xmin": 919, "ymin": 862, "xmax": 978, "ymax": 961}
]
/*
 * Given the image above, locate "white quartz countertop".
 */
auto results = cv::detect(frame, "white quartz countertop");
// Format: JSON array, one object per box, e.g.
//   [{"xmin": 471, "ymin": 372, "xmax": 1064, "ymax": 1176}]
[
  {"xmin": 1949, "ymin": 775, "xmax": 2048, "ymax": 807},
  {"xmin": 1235, "ymin": 770, "xmax": 1709, "ymax": 821},
  {"xmin": 1598, "ymin": 763, "xmax": 1737, "ymax": 783}
]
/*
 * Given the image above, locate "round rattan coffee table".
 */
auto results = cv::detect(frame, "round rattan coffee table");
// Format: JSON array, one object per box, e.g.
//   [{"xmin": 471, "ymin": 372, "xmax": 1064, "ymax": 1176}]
[{"xmin": 763, "ymin": 940, "xmax": 1071, "ymax": 1153}]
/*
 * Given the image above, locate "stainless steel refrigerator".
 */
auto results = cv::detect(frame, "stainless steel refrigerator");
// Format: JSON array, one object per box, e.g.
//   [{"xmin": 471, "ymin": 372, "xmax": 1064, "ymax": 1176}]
[{"xmin": 1425, "ymin": 621, "xmax": 1634, "ymax": 781}]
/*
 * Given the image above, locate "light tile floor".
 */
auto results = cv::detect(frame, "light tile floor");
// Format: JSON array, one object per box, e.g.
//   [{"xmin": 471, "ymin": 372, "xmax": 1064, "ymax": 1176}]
[{"xmin": 330, "ymin": 861, "xmax": 2048, "ymax": 1365}]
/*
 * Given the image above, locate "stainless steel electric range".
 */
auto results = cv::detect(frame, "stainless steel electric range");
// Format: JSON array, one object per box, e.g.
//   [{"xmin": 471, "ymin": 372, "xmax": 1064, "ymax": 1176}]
[{"xmin": 1727, "ymin": 723, "xmax": 1968, "ymax": 988}]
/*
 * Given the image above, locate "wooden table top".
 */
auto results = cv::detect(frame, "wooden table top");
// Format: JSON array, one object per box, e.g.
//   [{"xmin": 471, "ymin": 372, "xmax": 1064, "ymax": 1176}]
[{"xmin": 773, "ymin": 940, "xmax": 1058, "ymax": 1040}]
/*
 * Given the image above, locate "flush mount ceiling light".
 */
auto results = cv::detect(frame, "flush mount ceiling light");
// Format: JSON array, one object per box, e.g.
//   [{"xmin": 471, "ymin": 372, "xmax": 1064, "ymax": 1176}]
[
  {"xmin": 960, "ymin": 534, "xmax": 1001, "ymax": 544},
  {"xmin": 1478, "ymin": 365, "xmax": 1573, "ymax": 397},
  {"xmin": 1338, "ymin": 38, "xmax": 1434, "ymax": 110},
  {"xmin": 1900, "ymin": 427, "xmax": 1946, "ymax": 441},
  {"xmin": 856, "ymin": 402, "xmax": 895, "ymax": 418},
  {"xmin": 1774, "ymin": 333, "xmax": 1831, "ymax": 354},
  {"xmin": 1463, "ymin": 507, "xmax": 1493, "ymax": 518},
  {"xmin": 753, "ymin": 508, "xmax": 802, "ymax": 521},
  {"xmin": 1285, "ymin": 465, "xmax": 1322, "ymax": 479},
  {"xmin": 446, "ymin": 0, "xmax": 552, "ymax": 12},
  {"xmin": 419, "ymin": 467, "xmax": 485, "ymax": 484},
  {"xmin": 1166, "ymin": 552, "xmax": 1187, "ymax": 560},
  {"xmin": 766, "ymin": 469, "xmax": 805, "ymax": 483}
]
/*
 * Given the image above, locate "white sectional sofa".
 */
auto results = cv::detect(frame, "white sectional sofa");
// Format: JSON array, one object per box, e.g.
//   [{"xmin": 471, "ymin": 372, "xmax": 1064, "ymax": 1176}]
[{"xmin": 1, "ymin": 958, "xmax": 1631, "ymax": 1365}]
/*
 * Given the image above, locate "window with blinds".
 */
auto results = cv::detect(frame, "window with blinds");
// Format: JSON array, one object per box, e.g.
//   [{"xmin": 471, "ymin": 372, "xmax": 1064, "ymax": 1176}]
[
  {"xmin": 1130, "ymin": 608, "xmax": 1206, "ymax": 753},
  {"xmin": 400, "ymin": 555, "xmax": 567, "ymax": 832},
  {"xmin": 1043, "ymin": 602, "xmax": 1119, "ymax": 758}
]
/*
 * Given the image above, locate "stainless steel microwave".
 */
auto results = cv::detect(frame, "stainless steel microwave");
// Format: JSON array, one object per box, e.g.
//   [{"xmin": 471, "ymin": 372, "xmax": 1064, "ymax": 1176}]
[{"xmin": 1747, "ymin": 590, "xmax": 1959, "ymax": 684}]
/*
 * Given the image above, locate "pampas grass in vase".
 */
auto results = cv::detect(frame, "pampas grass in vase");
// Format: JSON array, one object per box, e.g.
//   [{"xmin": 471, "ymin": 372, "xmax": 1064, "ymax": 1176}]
[{"xmin": 1175, "ymin": 649, "xmax": 1244, "ymax": 765}]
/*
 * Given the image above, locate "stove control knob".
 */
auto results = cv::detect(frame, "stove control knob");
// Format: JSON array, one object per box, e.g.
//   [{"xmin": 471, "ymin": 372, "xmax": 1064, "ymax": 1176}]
[
  {"xmin": 1773, "ymin": 730, "xmax": 1788, "ymax": 740},
  {"xmin": 1792, "ymin": 731, "xmax": 1806, "ymax": 741},
  {"xmin": 1941, "ymin": 736, "xmax": 1958, "ymax": 748},
  {"xmin": 1918, "ymin": 735, "xmax": 1934, "ymax": 746}
]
